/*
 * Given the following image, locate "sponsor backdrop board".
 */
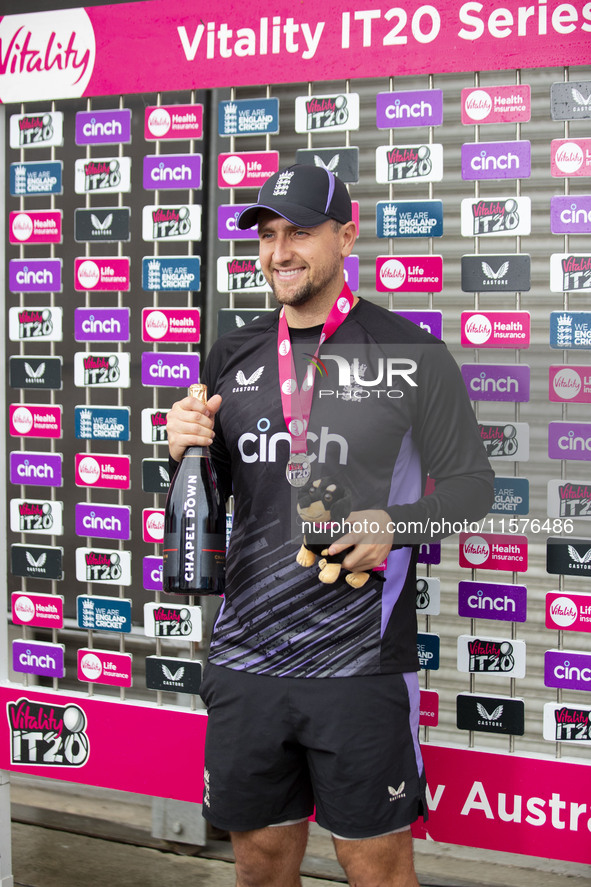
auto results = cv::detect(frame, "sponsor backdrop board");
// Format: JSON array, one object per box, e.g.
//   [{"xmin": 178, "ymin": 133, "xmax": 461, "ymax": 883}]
[{"xmin": 2, "ymin": 0, "xmax": 591, "ymax": 873}]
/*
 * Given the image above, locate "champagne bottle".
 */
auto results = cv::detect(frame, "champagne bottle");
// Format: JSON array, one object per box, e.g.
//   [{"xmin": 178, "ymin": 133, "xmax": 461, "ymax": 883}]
[{"xmin": 162, "ymin": 383, "xmax": 226, "ymax": 595}]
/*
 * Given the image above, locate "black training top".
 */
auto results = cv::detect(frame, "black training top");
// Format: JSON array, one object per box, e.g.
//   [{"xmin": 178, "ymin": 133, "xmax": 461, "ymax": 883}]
[{"xmin": 188, "ymin": 298, "xmax": 494, "ymax": 678}]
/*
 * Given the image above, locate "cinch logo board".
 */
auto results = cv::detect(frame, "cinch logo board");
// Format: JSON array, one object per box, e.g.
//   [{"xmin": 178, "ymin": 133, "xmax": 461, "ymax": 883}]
[
  {"xmin": 550, "ymin": 311, "xmax": 591, "ymax": 350},
  {"xmin": 376, "ymin": 144, "xmax": 443, "ymax": 183},
  {"xmin": 461, "ymin": 85, "xmax": 531, "ymax": 124},
  {"xmin": 459, "ymin": 533, "xmax": 528, "ymax": 572},
  {"xmin": 377, "ymin": 200, "xmax": 443, "ymax": 239},
  {"xmin": 9, "ymin": 308, "xmax": 62, "ymax": 343},
  {"xmin": 75, "ymin": 109, "xmax": 131, "ymax": 145},
  {"xmin": 143, "ymin": 154, "xmax": 202, "ymax": 189},
  {"xmin": 549, "ymin": 365, "xmax": 591, "ymax": 403},
  {"xmin": 9, "ymin": 259, "xmax": 62, "ymax": 293},
  {"xmin": 75, "ymin": 503, "xmax": 131, "ymax": 541},
  {"xmin": 544, "ymin": 650, "xmax": 591, "ymax": 692},
  {"xmin": 10, "ymin": 499, "xmax": 63, "ymax": 535},
  {"xmin": 74, "ymin": 258, "xmax": 130, "ymax": 292},
  {"xmin": 550, "ymin": 196, "xmax": 591, "ymax": 235},
  {"xmin": 547, "ymin": 480, "xmax": 591, "ymax": 519},
  {"xmin": 458, "ymin": 636, "xmax": 526, "ymax": 679},
  {"xmin": 75, "ymin": 548, "xmax": 132, "ymax": 586},
  {"xmin": 461, "ymin": 197, "xmax": 531, "ymax": 237},
  {"xmin": 295, "ymin": 93, "xmax": 359, "ymax": 132},
  {"xmin": 141, "ymin": 352, "xmax": 200, "ymax": 387},
  {"xmin": 219, "ymin": 98, "xmax": 279, "ymax": 136},
  {"xmin": 77, "ymin": 596, "xmax": 132, "ymax": 633},
  {"xmin": 142, "ymin": 256, "xmax": 201, "ymax": 291},
  {"xmin": 75, "ymin": 454, "xmax": 131, "ymax": 490},
  {"xmin": 74, "ymin": 353, "xmax": 131, "ymax": 388},
  {"xmin": 77, "ymin": 649, "xmax": 132, "ymax": 687},
  {"xmin": 142, "ymin": 205, "xmax": 202, "ymax": 242},
  {"xmin": 376, "ymin": 256, "xmax": 442, "ymax": 292},
  {"xmin": 376, "ymin": 89, "xmax": 442, "ymax": 128},
  {"xmin": 546, "ymin": 591, "xmax": 591, "ymax": 633},
  {"xmin": 74, "ymin": 157, "xmax": 131, "ymax": 193},
  {"xmin": 10, "ymin": 452, "xmax": 63, "ymax": 488},
  {"xmin": 550, "ymin": 254, "xmax": 591, "ymax": 292},
  {"xmin": 218, "ymin": 151, "xmax": 279, "ymax": 188},
  {"xmin": 549, "ymin": 422, "xmax": 591, "ymax": 461},
  {"xmin": 142, "ymin": 308, "xmax": 200, "ymax": 343},
  {"xmin": 10, "ymin": 111, "xmax": 64, "ymax": 148},
  {"xmin": 143, "ymin": 556, "xmax": 163, "ymax": 592},
  {"xmin": 10, "ymin": 161, "xmax": 62, "ymax": 196},
  {"xmin": 144, "ymin": 604, "xmax": 203, "ymax": 642},
  {"xmin": 75, "ymin": 406, "xmax": 130, "ymax": 442},
  {"xmin": 551, "ymin": 139, "xmax": 591, "ymax": 177},
  {"xmin": 461, "ymin": 141, "xmax": 531, "ymax": 180},
  {"xmin": 492, "ymin": 477, "xmax": 529, "ymax": 515},
  {"xmin": 11, "ymin": 593, "xmax": 64, "ymax": 629},
  {"xmin": 74, "ymin": 308, "xmax": 130, "ymax": 342},
  {"xmin": 461, "ymin": 311, "xmax": 530, "ymax": 348},
  {"xmin": 9, "ymin": 211, "xmax": 62, "ymax": 244},
  {"xmin": 218, "ymin": 204, "xmax": 258, "ymax": 240},
  {"xmin": 458, "ymin": 581, "xmax": 527, "ymax": 622},
  {"xmin": 145, "ymin": 104, "xmax": 203, "ymax": 140},
  {"xmin": 10, "ymin": 405, "xmax": 62, "ymax": 439},
  {"xmin": 461, "ymin": 365, "xmax": 530, "ymax": 403},
  {"xmin": 13, "ymin": 640, "xmax": 65, "ymax": 679},
  {"xmin": 394, "ymin": 310, "xmax": 443, "ymax": 339}
]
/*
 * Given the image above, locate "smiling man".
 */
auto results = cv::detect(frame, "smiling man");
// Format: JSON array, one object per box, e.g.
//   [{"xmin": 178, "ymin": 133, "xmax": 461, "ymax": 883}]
[{"xmin": 166, "ymin": 164, "xmax": 494, "ymax": 887}]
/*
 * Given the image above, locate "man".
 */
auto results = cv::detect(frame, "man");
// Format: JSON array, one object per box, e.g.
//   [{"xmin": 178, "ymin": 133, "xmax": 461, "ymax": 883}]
[{"xmin": 167, "ymin": 164, "xmax": 494, "ymax": 887}]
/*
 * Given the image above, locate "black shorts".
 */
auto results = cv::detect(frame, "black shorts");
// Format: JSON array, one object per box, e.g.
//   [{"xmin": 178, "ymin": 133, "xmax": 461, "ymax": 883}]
[{"xmin": 199, "ymin": 664, "xmax": 427, "ymax": 839}]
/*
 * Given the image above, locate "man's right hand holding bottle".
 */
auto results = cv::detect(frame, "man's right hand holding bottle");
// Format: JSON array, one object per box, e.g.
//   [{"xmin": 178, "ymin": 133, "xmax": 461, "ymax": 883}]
[{"xmin": 166, "ymin": 393, "xmax": 222, "ymax": 462}]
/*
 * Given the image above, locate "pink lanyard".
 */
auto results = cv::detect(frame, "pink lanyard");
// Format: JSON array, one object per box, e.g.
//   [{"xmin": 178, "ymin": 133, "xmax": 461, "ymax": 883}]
[{"xmin": 277, "ymin": 284, "xmax": 354, "ymax": 456}]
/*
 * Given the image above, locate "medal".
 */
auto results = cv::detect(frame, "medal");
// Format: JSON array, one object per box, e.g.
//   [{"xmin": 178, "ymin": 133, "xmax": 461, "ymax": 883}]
[
  {"xmin": 286, "ymin": 453, "xmax": 311, "ymax": 487},
  {"xmin": 277, "ymin": 283, "xmax": 354, "ymax": 487}
]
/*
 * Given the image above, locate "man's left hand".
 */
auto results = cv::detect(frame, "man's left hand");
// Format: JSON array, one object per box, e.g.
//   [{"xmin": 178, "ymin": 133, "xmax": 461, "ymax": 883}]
[{"xmin": 327, "ymin": 509, "xmax": 393, "ymax": 574}]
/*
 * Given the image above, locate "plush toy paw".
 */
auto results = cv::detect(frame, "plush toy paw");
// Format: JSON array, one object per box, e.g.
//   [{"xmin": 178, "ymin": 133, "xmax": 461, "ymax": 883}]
[
  {"xmin": 317, "ymin": 562, "xmax": 343, "ymax": 584},
  {"xmin": 345, "ymin": 571, "xmax": 370, "ymax": 588},
  {"xmin": 296, "ymin": 544, "xmax": 317, "ymax": 568}
]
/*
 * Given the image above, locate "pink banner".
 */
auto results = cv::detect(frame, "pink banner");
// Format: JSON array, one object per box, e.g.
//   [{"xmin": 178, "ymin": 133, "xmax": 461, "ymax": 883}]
[
  {"xmin": 1, "ymin": 687, "xmax": 589, "ymax": 863},
  {"xmin": 413, "ymin": 745, "xmax": 591, "ymax": 865},
  {"xmin": 0, "ymin": 3, "xmax": 589, "ymax": 103}
]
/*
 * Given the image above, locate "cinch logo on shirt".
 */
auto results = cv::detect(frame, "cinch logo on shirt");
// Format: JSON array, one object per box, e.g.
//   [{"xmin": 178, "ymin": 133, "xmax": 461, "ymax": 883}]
[{"xmin": 238, "ymin": 419, "xmax": 348, "ymax": 466}]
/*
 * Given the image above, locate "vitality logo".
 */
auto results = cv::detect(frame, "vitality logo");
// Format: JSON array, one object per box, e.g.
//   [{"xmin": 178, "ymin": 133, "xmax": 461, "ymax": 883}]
[{"xmin": 8, "ymin": 698, "xmax": 89, "ymax": 767}]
